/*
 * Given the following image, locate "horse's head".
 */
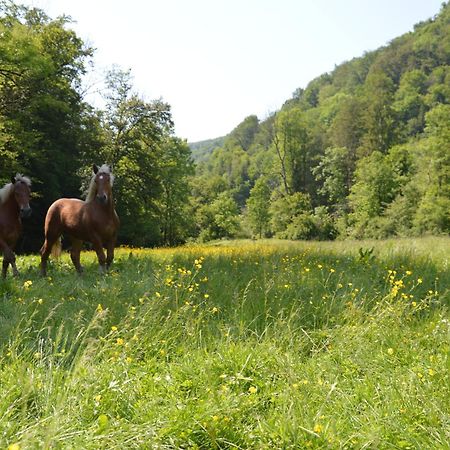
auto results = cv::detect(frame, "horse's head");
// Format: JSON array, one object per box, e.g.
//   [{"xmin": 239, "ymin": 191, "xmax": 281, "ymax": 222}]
[
  {"xmin": 11, "ymin": 175, "xmax": 32, "ymax": 218},
  {"xmin": 92, "ymin": 164, "xmax": 114, "ymax": 205}
]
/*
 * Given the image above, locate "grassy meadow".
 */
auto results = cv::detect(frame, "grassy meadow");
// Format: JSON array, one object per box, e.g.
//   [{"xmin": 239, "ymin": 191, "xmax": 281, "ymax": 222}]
[{"xmin": 0, "ymin": 237, "xmax": 449, "ymax": 449}]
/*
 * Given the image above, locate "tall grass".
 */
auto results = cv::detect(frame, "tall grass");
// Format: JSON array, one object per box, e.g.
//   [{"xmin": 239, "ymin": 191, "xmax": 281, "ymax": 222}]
[{"xmin": 0, "ymin": 237, "xmax": 449, "ymax": 449}]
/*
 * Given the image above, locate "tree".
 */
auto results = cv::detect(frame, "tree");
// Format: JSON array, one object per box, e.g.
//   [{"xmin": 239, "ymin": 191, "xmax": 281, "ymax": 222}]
[
  {"xmin": 99, "ymin": 67, "xmax": 174, "ymax": 245},
  {"xmin": 269, "ymin": 191, "xmax": 313, "ymax": 238},
  {"xmin": 0, "ymin": 4, "xmax": 96, "ymax": 251},
  {"xmin": 313, "ymin": 146, "xmax": 354, "ymax": 211},
  {"xmin": 348, "ymin": 151, "xmax": 398, "ymax": 237},
  {"xmin": 158, "ymin": 137, "xmax": 194, "ymax": 245},
  {"xmin": 225, "ymin": 115, "xmax": 259, "ymax": 152},
  {"xmin": 411, "ymin": 104, "xmax": 450, "ymax": 234},
  {"xmin": 272, "ymin": 108, "xmax": 315, "ymax": 195},
  {"xmin": 196, "ymin": 192, "xmax": 240, "ymax": 242},
  {"xmin": 393, "ymin": 69, "xmax": 427, "ymax": 138},
  {"xmin": 329, "ymin": 96, "xmax": 364, "ymax": 165},
  {"xmin": 359, "ymin": 71, "xmax": 397, "ymax": 155},
  {"xmin": 246, "ymin": 177, "xmax": 271, "ymax": 238}
]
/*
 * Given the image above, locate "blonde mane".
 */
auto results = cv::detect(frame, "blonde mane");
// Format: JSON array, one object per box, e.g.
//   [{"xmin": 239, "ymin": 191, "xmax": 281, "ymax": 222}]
[
  {"xmin": 86, "ymin": 165, "xmax": 114, "ymax": 202},
  {"xmin": 0, "ymin": 174, "xmax": 31, "ymax": 205}
]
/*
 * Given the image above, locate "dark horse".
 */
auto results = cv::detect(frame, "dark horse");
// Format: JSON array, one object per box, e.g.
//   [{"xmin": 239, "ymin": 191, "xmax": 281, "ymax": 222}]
[
  {"xmin": 40, "ymin": 164, "xmax": 119, "ymax": 275},
  {"xmin": 0, "ymin": 175, "xmax": 32, "ymax": 278}
]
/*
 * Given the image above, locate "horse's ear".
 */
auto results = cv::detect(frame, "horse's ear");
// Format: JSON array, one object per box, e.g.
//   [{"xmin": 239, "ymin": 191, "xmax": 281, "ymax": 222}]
[
  {"xmin": 93, "ymin": 164, "xmax": 99, "ymax": 174},
  {"xmin": 11, "ymin": 175, "xmax": 16, "ymax": 184}
]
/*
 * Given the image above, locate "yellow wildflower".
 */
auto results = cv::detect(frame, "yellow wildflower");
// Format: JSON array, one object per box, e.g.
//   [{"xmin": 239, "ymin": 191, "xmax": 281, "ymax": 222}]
[
  {"xmin": 8, "ymin": 444, "xmax": 20, "ymax": 450},
  {"xmin": 248, "ymin": 386, "xmax": 257, "ymax": 394},
  {"xmin": 313, "ymin": 423, "xmax": 323, "ymax": 433}
]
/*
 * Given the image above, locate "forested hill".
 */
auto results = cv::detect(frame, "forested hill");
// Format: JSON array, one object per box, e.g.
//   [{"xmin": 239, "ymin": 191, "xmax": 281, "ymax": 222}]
[
  {"xmin": 189, "ymin": 136, "xmax": 225, "ymax": 162},
  {"xmin": 190, "ymin": 3, "xmax": 449, "ymax": 241}
]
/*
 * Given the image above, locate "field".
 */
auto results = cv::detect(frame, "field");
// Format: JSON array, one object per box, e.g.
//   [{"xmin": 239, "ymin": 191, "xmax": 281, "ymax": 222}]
[{"xmin": 0, "ymin": 237, "xmax": 449, "ymax": 449}]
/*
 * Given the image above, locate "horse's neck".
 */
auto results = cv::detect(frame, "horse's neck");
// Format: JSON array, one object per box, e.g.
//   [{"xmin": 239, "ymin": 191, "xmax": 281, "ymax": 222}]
[
  {"xmin": 1, "ymin": 194, "xmax": 19, "ymax": 217},
  {"xmin": 93, "ymin": 195, "xmax": 115, "ymax": 215}
]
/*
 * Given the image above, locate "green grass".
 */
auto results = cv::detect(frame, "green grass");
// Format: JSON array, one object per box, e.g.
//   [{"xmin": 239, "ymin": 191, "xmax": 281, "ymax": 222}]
[{"xmin": 1, "ymin": 237, "xmax": 449, "ymax": 449}]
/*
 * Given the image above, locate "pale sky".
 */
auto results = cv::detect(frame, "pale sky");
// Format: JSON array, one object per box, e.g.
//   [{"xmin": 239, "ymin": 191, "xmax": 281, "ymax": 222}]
[{"xmin": 19, "ymin": 0, "xmax": 444, "ymax": 142}]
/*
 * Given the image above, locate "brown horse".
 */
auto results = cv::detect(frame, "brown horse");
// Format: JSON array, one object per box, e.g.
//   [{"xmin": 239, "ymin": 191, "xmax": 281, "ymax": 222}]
[
  {"xmin": 0, "ymin": 174, "xmax": 32, "ymax": 278},
  {"xmin": 40, "ymin": 164, "xmax": 119, "ymax": 275}
]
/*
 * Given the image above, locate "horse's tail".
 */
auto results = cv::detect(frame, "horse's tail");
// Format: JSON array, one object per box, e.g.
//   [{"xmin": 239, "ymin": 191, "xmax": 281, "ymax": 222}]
[{"xmin": 51, "ymin": 237, "xmax": 62, "ymax": 259}]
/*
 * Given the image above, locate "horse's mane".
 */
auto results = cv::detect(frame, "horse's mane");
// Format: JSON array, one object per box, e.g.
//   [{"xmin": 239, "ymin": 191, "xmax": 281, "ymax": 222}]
[
  {"xmin": 0, "ymin": 174, "xmax": 31, "ymax": 205},
  {"xmin": 86, "ymin": 165, "xmax": 114, "ymax": 203}
]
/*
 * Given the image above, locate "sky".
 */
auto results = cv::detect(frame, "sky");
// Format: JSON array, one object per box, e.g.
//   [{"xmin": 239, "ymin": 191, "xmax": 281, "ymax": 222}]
[{"xmin": 19, "ymin": 0, "xmax": 444, "ymax": 142}]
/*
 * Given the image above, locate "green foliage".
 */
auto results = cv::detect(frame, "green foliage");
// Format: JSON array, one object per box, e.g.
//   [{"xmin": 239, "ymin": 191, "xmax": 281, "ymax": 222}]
[
  {"xmin": 0, "ymin": 4, "xmax": 97, "ymax": 249},
  {"xmin": 313, "ymin": 146, "xmax": 354, "ymax": 210},
  {"xmin": 189, "ymin": 136, "xmax": 225, "ymax": 162},
  {"xmin": 196, "ymin": 192, "xmax": 241, "ymax": 242},
  {"xmin": 269, "ymin": 191, "xmax": 312, "ymax": 238},
  {"xmin": 188, "ymin": 3, "xmax": 450, "ymax": 242},
  {"xmin": 245, "ymin": 177, "xmax": 271, "ymax": 238},
  {"xmin": 96, "ymin": 67, "xmax": 184, "ymax": 246},
  {"xmin": 158, "ymin": 137, "xmax": 194, "ymax": 245},
  {"xmin": 349, "ymin": 151, "xmax": 398, "ymax": 236}
]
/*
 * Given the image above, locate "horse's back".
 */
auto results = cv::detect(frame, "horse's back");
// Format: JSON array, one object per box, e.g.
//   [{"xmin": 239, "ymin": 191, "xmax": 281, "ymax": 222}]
[{"xmin": 45, "ymin": 198, "xmax": 86, "ymax": 235}]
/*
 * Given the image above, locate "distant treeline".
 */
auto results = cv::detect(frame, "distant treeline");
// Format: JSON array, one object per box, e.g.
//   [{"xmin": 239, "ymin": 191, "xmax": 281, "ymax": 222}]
[
  {"xmin": 1, "ymin": 2, "xmax": 449, "ymax": 252},
  {"xmin": 191, "ymin": 2, "xmax": 449, "ymax": 241}
]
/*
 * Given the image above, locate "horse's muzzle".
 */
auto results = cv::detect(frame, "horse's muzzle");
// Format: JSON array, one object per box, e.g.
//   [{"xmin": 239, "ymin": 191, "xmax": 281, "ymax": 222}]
[
  {"xmin": 20, "ymin": 206, "xmax": 32, "ymax": 218},
  {"xmin": 96, "ymin": 194, "xmax": 108, "ymax": 205}
]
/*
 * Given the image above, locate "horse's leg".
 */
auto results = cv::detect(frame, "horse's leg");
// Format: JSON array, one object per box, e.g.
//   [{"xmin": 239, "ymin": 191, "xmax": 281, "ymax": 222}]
[
  {"xmin": 0, "ymin": 239, "xmax": 17, "ymax": 278},
  {"xmin": 70, "ymin": 238, "xmax": 84, "ymax": 275},
  {"xmin": 3, "ymin": 251, "xmax": 18, "ymax": 277},
  {"xmin": 106, "ymin": 239, "xmax": 116, "ymax": 270},
  {"xmin": 10, "ymin": 255, "xmax": 19, "ymax": 277},
  {"xmin": 90, "ymin": 235, "xmax": 107, "ymax": 273},
  {"xmin": 40, "ymin": 234, "xmax": 59, "ymax": 277},
  {"xmin": 2, "ymin": 258, "xmax": 9, "ymax": 279}
]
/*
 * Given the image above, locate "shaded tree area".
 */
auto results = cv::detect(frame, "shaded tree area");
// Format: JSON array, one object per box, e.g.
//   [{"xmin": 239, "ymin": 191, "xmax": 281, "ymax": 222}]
[
  {"xmin": 0, "ymin": 2, "xmax": 192, "ymax": 250},
  {"xmin": 190, "ymin": 2, "xmax": 450, "ymax": 241}
]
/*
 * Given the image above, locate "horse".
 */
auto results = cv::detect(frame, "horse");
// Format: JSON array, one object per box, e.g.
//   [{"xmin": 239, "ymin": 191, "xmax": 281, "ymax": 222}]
[
  {"xmin": 40, "ymin": 164, "xmax": 119, "ymax": 275},
  {"xmin": 0, "ymin": 174, "xmax": 32, "ymax": 278}
]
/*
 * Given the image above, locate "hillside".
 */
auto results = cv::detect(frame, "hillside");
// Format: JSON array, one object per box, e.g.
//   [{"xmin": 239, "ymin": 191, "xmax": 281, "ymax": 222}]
[
  {"xmin": 190, "ymin": 3, "xmax": 449, "ymax": 241},
  {"xmin": 188, "ymin": 136, "xmax": 226, "ymax": 162}
]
